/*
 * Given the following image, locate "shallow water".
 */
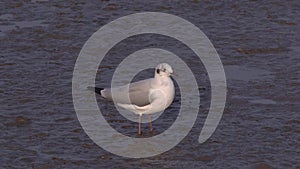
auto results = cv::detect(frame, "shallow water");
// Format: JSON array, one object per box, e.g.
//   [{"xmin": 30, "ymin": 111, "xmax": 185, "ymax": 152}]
[{"xmin": 1, "ymin": 0, "xmax": 299, "ymax": 168}]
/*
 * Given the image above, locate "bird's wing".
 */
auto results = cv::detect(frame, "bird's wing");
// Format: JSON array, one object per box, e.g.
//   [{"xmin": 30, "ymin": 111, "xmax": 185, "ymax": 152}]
[
  {"xmin": 117, "ymin": 103, "xmax": 151, "ymax": 115},
  {"xmin": 101, "ymin": 78, "xmax": 154, "ymax": 106},
  {"xmin": 117, "ymin": 89, "xmax": 168, "ymax": 115},
  {"xmin": 128, "ymin": 78, "xmax": 153, "ymax": 93}
]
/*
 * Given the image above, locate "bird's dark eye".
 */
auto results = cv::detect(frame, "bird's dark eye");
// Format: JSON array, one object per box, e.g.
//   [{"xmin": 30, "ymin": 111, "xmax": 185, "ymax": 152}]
[
  {"xmin": 156, "ymin": 69, "xmax": 160, "ymax": 74},
  {"xmin": 162, "ymin": 68, "xmax": 166, "ymax": 72}
]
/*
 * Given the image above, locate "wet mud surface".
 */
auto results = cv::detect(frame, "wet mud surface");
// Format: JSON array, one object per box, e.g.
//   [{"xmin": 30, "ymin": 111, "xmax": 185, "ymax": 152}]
[{"xmin": 1, "ymin": 0, "xmax": 299, "ymax": 168}]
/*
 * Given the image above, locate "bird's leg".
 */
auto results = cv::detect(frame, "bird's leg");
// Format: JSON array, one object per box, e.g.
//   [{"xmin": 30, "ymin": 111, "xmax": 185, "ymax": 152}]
[
  {"xmin": 138, "ymin": 114, "xmax": 142, "ymax": 135},
  {"xmin": 148, "ymin": 114, "xmax": 153, "ymax": 133}
]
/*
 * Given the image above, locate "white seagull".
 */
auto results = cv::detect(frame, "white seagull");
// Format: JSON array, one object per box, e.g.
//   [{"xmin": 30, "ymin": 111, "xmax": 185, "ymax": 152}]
[{"xmin": 88, "ymin": 63, "xmax": 175, "ymax": 135}]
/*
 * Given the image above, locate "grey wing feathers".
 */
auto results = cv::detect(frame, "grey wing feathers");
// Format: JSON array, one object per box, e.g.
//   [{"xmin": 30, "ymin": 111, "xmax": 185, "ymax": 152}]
[{"xmin": 101, "ymin": 78, "xmax": 153, "ymax": 106}]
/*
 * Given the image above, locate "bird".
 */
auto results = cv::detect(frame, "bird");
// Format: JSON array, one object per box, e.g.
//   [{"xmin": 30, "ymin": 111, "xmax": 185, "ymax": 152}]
[{"xmin": 88, "ymin": 63, "xmax": 175, "ymax": 135}]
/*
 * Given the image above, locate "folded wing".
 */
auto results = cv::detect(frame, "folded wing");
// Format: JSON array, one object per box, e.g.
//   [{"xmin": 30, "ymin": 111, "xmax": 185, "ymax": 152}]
[
  {"xmin": 117, "ymin": 89, "xmax": 168, "ymax": 115},
  {"xmin": 101, "ymin": 78, "xmax": 154, "ymax": 106}
]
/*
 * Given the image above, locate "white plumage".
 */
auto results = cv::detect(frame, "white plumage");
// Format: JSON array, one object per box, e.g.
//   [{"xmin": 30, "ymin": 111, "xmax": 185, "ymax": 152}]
[{"xmin": 89, "ymin": 63, "xmax": 175, "ymax": 135}]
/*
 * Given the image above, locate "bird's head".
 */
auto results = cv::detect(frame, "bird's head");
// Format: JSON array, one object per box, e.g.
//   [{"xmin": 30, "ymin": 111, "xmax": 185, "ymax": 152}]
[{"xmin": 155, "ymin": 63, "xmax": 174, "ymax": 77}]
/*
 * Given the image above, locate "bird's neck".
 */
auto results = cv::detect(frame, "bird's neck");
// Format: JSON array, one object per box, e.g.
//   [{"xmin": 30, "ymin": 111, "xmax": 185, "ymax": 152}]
[
  {"xmin": 154, "ymin": 73, "xmax": 169, "ymax": 79},
  {"xmin": 154, "ymin": 74, "xmax": 170, "ymax": 84}
]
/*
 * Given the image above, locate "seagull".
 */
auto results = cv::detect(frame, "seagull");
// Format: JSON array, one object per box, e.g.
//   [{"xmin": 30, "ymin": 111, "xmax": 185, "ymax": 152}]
[{"xmin": 88, "ymin": 63, "xmax": 175, "ymax": 135}]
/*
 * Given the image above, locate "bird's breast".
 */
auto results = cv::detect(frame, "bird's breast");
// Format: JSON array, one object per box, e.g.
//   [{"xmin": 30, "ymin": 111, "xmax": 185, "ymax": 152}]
[{"xmin": 156, "ymin": 78, "xmax": 175, "ymax": 107}]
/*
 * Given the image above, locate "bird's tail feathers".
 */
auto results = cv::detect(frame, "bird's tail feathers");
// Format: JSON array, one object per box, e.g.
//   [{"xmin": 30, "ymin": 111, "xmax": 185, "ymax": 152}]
[{"xmin": 87, "ymin": 86, "xmax": 104, "ymax": 95}]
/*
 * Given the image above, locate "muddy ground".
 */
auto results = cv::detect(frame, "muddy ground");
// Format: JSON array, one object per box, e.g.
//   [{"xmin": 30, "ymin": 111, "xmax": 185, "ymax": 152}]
[{"xmin": 1, "ymin": 0, "xmax": 299, "ymax": 168}]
